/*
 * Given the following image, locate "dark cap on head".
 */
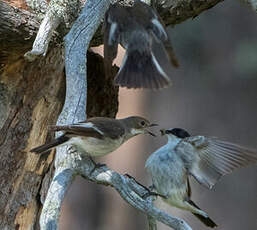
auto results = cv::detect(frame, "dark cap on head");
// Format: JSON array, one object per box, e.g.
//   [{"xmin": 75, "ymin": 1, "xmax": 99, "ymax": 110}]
[{"xmin": 165, "ymin": 128, "xmax": 190, "ymax": 138}]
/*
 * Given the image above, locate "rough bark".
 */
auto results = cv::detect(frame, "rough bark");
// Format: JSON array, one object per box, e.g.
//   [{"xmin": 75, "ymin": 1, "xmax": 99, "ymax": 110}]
[
  {"xmin": 0, "ymin": 49, "xmax": 119, "ymax": 230},
  {"xmin": 157, "ymin": 0, "xmax": 224, "ymax": 25},
  {"xmin": 0, "ymin": 46, "xmax": 65, "ymax": 229}
]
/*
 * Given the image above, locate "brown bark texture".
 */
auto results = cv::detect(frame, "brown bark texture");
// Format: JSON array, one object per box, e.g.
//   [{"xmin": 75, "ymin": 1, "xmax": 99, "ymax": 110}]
[
  {"xmin": 0, "ymin": 0, "xmax": 224, "ymax": 229},
  {"xmin": 0, "ymin": 1, "xmax": 118, "ymax": 229},
  {"xmin": 0, "ymin": 45, "xmax": 65, "ymax": 229}
]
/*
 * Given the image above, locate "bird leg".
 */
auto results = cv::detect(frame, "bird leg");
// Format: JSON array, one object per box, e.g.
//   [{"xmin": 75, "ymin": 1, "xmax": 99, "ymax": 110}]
[
  {"xmin": 89, "ymin": 156, "xmax": 106, "ymax": 175},
  {"xmin": 124, "ymin": 174, "xmax": 167, "ymax": 199}
]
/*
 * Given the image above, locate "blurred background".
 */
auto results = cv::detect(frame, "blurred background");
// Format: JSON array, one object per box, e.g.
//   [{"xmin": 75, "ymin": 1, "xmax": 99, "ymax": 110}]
[{"xmin": 60, "ymin": 0, "xmax": 257, "ymax": 229}]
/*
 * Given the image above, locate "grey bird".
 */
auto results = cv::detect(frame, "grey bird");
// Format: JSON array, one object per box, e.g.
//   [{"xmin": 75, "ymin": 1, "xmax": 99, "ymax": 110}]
[
  {"xmin": 103, "ymin": 0, "xmax": 179, "ymax": 89},
  {"xmin": 145, "ymin": 128, "xmax": 257, "ymax": 228},
  {"xmin": 31, "ymin": 116, "xmax": 157, "ymax": 156}
]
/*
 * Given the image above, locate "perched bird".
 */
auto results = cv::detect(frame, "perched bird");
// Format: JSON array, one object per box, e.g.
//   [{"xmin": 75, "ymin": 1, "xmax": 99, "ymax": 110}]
[
  {"xmin": 103, "ymin": 0, "xmax": 179, "ymax": 89},
  {"xmin": 145, "ymin": 128, "xmax": 257, "ymax": 228},
  {"xmin": 31, "ymin": 116, "xmax": 157, "ymax": 156}
]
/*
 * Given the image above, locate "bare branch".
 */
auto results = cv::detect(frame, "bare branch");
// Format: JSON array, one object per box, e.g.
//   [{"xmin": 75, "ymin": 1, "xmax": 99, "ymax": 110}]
[
  {"xmin": 42, "ymin": 149, "xmax": 193, "ymax": 230},
  {"xmin": 84, "ymin": 159, "xmax": 192, "ymax": 230},
  {"xmin": 24, "ymin": 0, "xmax": 80, "ymax": 61},
  {"xmin": 39, "ymin": 0, "xmax": 110, "ymax": 228},
  {"xmin": 24, "ymin": 14, "xmax": 60, "ymax": 61},
  {"xmin": 40, "ymin": 166, "xmax": 75, "ymax": 229}
]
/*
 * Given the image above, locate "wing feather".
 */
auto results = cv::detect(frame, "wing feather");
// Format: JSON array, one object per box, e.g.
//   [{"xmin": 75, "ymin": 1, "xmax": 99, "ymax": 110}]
[
  {"xmin": 49, "ymin": 124, "xmax": 104, "ymax": 139},
  {"xmin": 50, "ymin": 117, "xmax": 125, "ymax": 140},
  {"xmin": 103, "ymin": 5, "xmax": 121, "ymax": 78},
  {"xmin": 177, "ymin": 136, "xmax": 257, "ymax": 189}
]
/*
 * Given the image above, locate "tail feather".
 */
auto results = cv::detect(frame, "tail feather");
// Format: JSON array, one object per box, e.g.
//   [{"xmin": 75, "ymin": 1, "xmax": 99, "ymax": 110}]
[
  {"xmin": 30, "ymin": 135, "xmax": 69, "ymax": 154},
  {"xmin": 192, "ymin": 213, "xmax": 217, "ymax": 228},
  {"xmin": 115, "ymin": 49, "xmax": 171, "ymax": 89},
  {"xmin": 188, "ymin": 200, "xmax": 218, "ymax": 228}
]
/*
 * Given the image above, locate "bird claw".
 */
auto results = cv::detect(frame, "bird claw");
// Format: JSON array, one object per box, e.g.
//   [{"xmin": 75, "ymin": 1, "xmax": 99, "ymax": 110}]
[
  {"xmin": 142, "ymin": 191, "xmax": 161, "ymax": 199},
  {"xmin": 124, "ymin": 173, "xmax": 148, "ymax": 190},
  {"xmin": 124, "ymin": 174, "xmax": 166, "ymax": 199},
  {"xmin": 89, "ymin": 157, "xmax": 106, "ymax": 175},
  {"xmin": 142, "ymin": 191, "xmax": 167, "ymax": 200}
]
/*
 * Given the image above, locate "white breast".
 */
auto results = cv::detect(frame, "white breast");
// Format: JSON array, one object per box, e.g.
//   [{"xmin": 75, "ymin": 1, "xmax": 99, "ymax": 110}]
[{"xmin": 67, "ymin": 136, "xmax": 124, "ymax": 157}]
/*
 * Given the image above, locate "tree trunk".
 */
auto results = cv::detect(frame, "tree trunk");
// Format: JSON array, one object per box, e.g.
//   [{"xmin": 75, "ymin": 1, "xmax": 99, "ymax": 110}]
[
  {"xmin": 0, "ymin": 46, "xmax": 65, "ymax": 229},
  {"xmin": 0, "ymin": 2, "xmax": 118, "ymax": 229}
]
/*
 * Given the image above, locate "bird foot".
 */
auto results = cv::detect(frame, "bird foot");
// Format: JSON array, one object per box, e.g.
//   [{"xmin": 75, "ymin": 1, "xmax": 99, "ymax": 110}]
[
  {"xmin": 124, "ymin": 174, "xmax": 166, "ymax": 199},
  {"xmin": 89, "ymin": 157, "xmax": 106, "ymax": 175},
  {"xmin": 142, "ymin": 191, "xmax": 167, "ymax": 200}
]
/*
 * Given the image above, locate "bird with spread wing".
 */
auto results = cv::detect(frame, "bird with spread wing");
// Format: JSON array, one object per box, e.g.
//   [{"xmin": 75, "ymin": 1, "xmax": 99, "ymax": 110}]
[{"xmin": 145, "ymin": 128, "xmax": 257, "ymax": 228}]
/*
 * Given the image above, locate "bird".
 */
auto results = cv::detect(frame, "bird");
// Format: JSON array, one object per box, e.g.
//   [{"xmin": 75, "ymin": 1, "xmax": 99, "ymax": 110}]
[
  {"xmin": 103, "ymin": 0, "xmax": 179, "ymax": 89},
  {"xmin": 145, "ymin": 128, "xmax": 257, "ymax": 228},
  {"xmin": 31, "ymin": 116, "xmax": 157, "ymax": 156}
]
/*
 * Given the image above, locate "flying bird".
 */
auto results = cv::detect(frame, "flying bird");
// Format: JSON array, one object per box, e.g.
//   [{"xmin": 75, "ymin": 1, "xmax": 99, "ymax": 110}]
[
  {"xmin": 145, "ymin": 128, "xmax": 257, "ymax": 228},
  {"xmin": 103, "ymin": 0, "xmax": 178, "ymax": 89},
  {"xmin": 31, "ymin": 116, "xmax": 157, "ymax": 156}
]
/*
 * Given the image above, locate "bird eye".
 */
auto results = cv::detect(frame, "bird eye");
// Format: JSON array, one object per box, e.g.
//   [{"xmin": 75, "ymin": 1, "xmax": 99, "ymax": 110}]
[{"xmin": 140, "ymin": 121, "xmax": 146, "ymax": 127}]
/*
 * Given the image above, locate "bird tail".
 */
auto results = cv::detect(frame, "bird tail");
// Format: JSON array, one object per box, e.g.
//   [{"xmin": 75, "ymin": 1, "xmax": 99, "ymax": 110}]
[
  {"xmin": 114, "ymin": 49, "xmax": 171, "ymax": 89},
  {"xmin": 30, "ymin": 135, "xmax": 69, "ymax": 154},
  {"xmin": 188, "ymin": 200, "xmax": 218, "ymax": 228}
]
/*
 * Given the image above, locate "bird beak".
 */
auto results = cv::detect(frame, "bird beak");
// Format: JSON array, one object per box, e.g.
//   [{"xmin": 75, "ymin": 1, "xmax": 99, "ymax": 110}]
[
  {"xmin": 146, "ymin": 130, "xmax": 156, "ymax": 137},
  {"xmin": 160, "ymin": 129, "xmax": 166, "ymax": 136},
  {"xmin": 149, "ymin": 123, "xmax": 158, "ymax": 127},
  {"xmin": 145, "ymin": 123, "xmax": 158, "ymax": 136}
]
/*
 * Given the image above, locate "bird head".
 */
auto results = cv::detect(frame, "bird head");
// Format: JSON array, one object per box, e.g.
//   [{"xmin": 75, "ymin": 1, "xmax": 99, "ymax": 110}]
[
  {"xmin": 123, "ymin": 116, "xmax": 158, "ymax": 137},
  {"xmin": 160, "ymin": 128, "xmax": 190, "ymax": 138}
]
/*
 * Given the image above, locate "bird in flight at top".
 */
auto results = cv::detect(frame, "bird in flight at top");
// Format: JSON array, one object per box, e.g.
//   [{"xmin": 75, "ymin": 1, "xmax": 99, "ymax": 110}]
[{"xmin": 103, "ymin": 0, "xmax": 179, "ymax": 89}]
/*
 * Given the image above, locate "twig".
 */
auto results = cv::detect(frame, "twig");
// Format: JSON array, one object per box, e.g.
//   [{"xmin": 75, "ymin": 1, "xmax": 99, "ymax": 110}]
[{"xmin": 24, "ymin": 0, "xmax": 80, "ymax": 61}]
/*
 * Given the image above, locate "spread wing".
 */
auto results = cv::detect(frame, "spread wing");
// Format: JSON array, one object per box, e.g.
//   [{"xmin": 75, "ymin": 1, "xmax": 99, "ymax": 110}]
[
  {"xmin": 132, "ymin": 1, "xmax": 179, "ymax": 67},
  {"xmin": 176, "ymin": 136, "xmax": 257, "ymax": 189},
  {"xmin": 129, "ymin": 1, "xmax": 168, "ymax": 43},
  {"xmin": 103, "ymin": 4, "xmax": 123, "ymax": 78}
]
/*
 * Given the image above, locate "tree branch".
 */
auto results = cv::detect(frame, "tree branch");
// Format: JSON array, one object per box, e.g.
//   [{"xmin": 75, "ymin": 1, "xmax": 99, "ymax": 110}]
[
  {"xmin": 84, "ymin": 158, "xmax": 192, "ymax": 230},
  {"xmin": 24, "ymin": 0, "xmax": 80, "ymax": 61},
  {"xmin": 0, "ymin": 1, "xmax": 39, "ymax": 53},
  {"xmin": 157, "ymin": 0, "xmax": 225, "ymax": 25},
  {"xmin": 39, "ymin": 0, "xmax": 110, "ymax": 228},
  {"xmin": 21, "ymin": 0, "xmax": 225, "ymax": 61},
  {"xmin": 42, "ymin": 149, "xmax": 193, "ymax": 230}
]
